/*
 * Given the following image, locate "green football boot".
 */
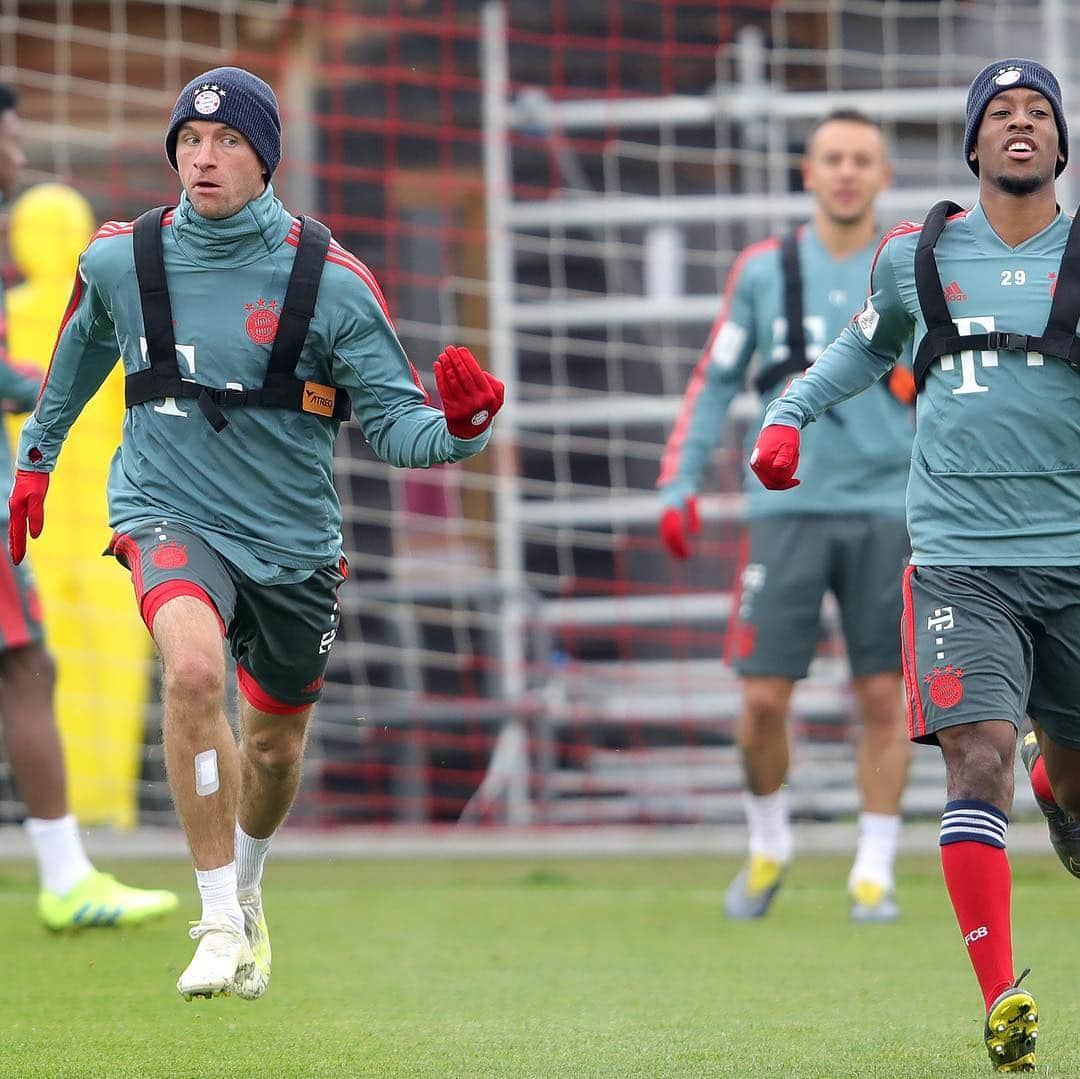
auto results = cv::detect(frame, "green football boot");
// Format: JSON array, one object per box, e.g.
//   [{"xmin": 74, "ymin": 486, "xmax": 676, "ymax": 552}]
[{"xmin": 38, "ymin": 868, "xmax": 179, "ymax": 931}]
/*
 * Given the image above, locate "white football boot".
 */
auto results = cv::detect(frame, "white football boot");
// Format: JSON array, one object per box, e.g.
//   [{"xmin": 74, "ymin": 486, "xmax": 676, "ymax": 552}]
[
  {"xmin": 176, "ymin": 914, "xmax": 254, "ymax": 1000},
  {"xmin": 233, "ymin": 887, "xmax": 272, "ymax": 1000}
]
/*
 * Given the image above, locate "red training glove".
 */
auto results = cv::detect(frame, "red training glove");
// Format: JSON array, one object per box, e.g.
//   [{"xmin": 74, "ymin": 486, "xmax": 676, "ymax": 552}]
[
  {"xmin": 887, "ymin": 364, "xmax": 917, "ymax": 406},
  {"xmin": 434, "ymin": 345, "xmax": 505, "ymax": 439},
  {"xmin": 749, "ymin": 424, "xmax": 801, "ymax": 490},
  {"xmin": 8, "ymin": 469, "xmax": 49, "ymax": 565},
  {"xmin": 658, "ymin": 496, "xmax": 700, "ymax": 560}
]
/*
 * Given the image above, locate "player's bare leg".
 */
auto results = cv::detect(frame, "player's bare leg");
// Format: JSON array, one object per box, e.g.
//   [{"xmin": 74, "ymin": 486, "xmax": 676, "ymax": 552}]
[
  {"xmin": 848, "ymin": 671, "xmax": 909, "ymax": 921},
  {"xmin": 724, "ymin": 676, "xmax": 796, "ymax": 919},
  {"xmin": 0, "ymin": 643, "xmax": 65, "ymax": 819},
  {"xmin": 231, "ymin": 698, "xmax": 314, "ymax": 1000},
  {"xmin": 1, "ymin": 641, "xmax": 179, "ymax": 929},
  {"xmin": 154, "ymin": 596, "xmax": 252, "ymax": 999},
  {"xmin": 237, "ymin": 701, "xmax": 311, "ymax": 838}
]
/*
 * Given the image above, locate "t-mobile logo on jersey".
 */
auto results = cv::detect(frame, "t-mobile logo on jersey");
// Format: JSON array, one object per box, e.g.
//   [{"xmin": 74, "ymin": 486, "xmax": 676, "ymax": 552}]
[{"xmin": 939, "ymin": 315, "xmax": 1045, "ymax": 395}]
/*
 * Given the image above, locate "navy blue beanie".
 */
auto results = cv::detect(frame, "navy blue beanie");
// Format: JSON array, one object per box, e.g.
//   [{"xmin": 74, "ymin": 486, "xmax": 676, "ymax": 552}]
[
  {"xmin": 964, "ymin": 59, "xmax": 1067, "ymax": 177},
  {"xmin": 165, "ymin": 66, "xmax": 281, "ymax": 178}
]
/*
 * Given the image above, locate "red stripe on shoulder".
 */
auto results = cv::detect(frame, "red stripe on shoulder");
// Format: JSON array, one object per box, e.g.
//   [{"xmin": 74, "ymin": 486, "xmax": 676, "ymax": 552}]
[
  {"xmin": 870, "ymin": 220, "xmax": 923, "ymax": 276},
  {"xmin": 287, "ymin": 232, "xmax": 396, "ymax": 327},
  {"xmin": 657, "ymin": 235, "xmax": 780, "ymax": 487},
  {"xmin": 709, "ymin": 234, "xmax": 780, "ymax": 334},
  {"xmin": 870, "ymin": 210, "xmax": 970, "ymax": 276},
  {"xmin": 89, "ymin": 209, "xmax": 174, "ymax": 246},
  {"xmin": 90, "ymin": 220, "xmax": 133, "ymax": 242},
  {"xmin": 35, "ymin": 272, "xmax": 85, "ymax": 409},
  {"xmin": 727, "ymin": 235, "xmax": 782, "ymax": 292}
]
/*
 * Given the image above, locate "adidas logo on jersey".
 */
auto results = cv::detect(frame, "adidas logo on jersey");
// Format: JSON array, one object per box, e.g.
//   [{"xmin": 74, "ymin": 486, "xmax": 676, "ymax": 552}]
[{"xmin": 943, "ymin": 281, "xmax": 967, "ymax": 303}]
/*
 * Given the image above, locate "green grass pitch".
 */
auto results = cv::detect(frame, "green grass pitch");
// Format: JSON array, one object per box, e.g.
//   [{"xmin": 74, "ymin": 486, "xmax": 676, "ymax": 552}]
[{"xmin": 1, "ymin": 853, "xmax": 1078, "ymax": 1077}]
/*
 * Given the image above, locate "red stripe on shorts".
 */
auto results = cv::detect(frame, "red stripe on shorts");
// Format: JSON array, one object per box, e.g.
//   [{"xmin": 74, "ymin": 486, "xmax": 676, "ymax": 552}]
[
  {"xmin": 723, "ymin": 529, "xmax": 753, "ymax": 665},
  {"xmin": 141, "ymin": 581, "xmax": 225, "ymax": 637},
  {"xmin": 110, "ymin": 532, "xmax": 145, "ymax": 600},
  {"xmin": 900, "ymin": 564, "xmax": 926, "ymax": 740},
  {"xmin": 0, "ymin": 554, "xmax": 32, "ymax": 648},
  {"xmin": 237, "ymin": 664, "xmax": 310, "ymax": 715}
]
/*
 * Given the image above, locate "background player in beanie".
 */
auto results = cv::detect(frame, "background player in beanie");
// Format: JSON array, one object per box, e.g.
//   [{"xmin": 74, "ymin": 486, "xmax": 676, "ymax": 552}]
[
  {"xmin": 749, "ymin": 57, "xmax": 1073, "ymax": 1071},
  {"xmin": 658, "ymin": 109, "xmax": 914, "ymax": 923},
  {"xmin": 0, "ymin": 82, "xmax": 178, "ymax": 930},
  {"xmin": 9, "ymin": 66, "xmax": 504, "ymax": 1001}
]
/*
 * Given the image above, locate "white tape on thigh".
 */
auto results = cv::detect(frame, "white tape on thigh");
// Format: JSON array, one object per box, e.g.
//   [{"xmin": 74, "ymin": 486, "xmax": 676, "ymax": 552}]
[{"xmin": 194, "ymin": 749, "xmax": 220, "ymax": 796}]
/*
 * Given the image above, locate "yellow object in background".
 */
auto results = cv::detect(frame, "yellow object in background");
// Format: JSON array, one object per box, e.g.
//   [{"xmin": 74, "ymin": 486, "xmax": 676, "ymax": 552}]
[{"xmin": 5, "ymin": 183, "xmax": 151, "ymax": 827}]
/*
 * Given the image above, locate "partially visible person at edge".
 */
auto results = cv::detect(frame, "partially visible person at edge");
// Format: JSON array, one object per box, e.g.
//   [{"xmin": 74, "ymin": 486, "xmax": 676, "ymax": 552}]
[
  {"xmin": 658, "ymin": 109, "xmax": 916, "ymax": 924},
  {"xmin": 0, "ymin": 82, "xmax": 177, "ymax": 930},
  {"xmin": 749, "ymin": 58, "xmax": 1077, "ymax": 1073},
  {"xmin": 8, "ymin": 67, "xmax": 503, "ymax": 1001}
]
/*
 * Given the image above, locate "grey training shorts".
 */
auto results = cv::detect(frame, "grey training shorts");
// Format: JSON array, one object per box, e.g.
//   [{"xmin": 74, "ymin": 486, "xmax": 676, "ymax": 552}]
[
  {"xmin": 109, "ymin": 519, "xmax": 347, "ymax": 709},
  {"xmin": 726, "ymin": 513, "xmax": 909, "ymax": 680},
  {"xmin": 902, "ymin": 563, "xmax": 1080, "ymax": 749}
]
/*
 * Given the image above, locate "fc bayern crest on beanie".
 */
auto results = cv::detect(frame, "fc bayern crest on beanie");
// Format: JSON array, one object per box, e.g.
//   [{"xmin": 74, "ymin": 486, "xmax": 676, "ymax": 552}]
[
  {"xmin": 165, "ymin": 66, "xmax": 281, "ymax": 178},
  {"xmin": 964, "ymin": 59, "xmax": 1068, "ymax": 177}
]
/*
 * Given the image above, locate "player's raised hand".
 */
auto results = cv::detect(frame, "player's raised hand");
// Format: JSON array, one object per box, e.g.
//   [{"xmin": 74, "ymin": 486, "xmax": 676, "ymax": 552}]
[
  {"xmin": 659, "ymin": 496, "xmax": 700, "ymax": 560},
  {"xmin": 749, "ymin": 424, "xmax": 801, "ymax": 490},
  {"xmin": 434, "ymin": 345, "xmax": 505, "ymax": 438},
  {"xmin": 8, "ymin": 469, "xmax": 49, "ymax": 565}
]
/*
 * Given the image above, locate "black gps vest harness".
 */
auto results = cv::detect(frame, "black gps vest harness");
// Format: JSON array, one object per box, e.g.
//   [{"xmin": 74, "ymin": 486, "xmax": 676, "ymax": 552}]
[
  {"xmin": 126, "ymin": 206, "xmax": 352, "ymax": 433},
  {"xmin": 750, "ymin": 228, "xmax": 844, "ymax": 424},
  {"xmin": 912, "ymin": 199, "xmax": 1080, "ymax": 391},
  {"xmin": 752, "ymin": 230, "xmax": 806, "ymax": 397}
]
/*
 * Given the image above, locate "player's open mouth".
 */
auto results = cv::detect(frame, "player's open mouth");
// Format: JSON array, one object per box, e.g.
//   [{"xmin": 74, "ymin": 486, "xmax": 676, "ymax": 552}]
[
  {"xmin": 1004, "ymin": 139, "xmax": 1036, "ymax": 161},
  {"xmin": 194, "ymin": 181, "xmax": 220, "ymax": 191}
]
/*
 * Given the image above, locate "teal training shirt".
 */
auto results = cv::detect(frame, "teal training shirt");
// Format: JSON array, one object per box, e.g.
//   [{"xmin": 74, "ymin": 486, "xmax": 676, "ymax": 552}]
[
  {"xmin": 658, "ymin": 223, "xmax": 913, "ymax": 519},
  {"xmin": 17, "ymin": 185, "xmax": 489, "ymax": 583},
  {"xmin": 764, "ymin": 201, "xmax": 1080, "ymax": 566}
]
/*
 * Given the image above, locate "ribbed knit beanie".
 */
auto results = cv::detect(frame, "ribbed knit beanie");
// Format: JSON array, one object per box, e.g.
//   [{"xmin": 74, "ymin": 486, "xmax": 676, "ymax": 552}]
[
  {"xmin": 165, "ymin": 66, "xmax": 281, "ymax": 178},
  {"xmin": 965, "ymin": 59, "xmax": 1067, "ymax": 176}
]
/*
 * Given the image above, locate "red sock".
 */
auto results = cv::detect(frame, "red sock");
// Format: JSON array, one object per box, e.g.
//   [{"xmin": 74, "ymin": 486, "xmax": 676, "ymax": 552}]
[
  {"xmin": 1030, "ymin": 755, "xmax": 1057, "ymax": 806},
  {"xmin": 941, "ymin": 835, "xmax": 1014, "ymax": 1011}
]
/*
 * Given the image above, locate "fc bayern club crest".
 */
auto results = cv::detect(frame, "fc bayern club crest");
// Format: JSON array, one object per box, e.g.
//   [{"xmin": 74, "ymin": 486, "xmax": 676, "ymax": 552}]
[
  {"xmin": 245, "ymin": 298, "xmax": 280, "ymax": 344},
  {"xmin": 152, "ymin": 540, "xmax": 188, "ymax": 569},
  {"xmin": 924, "ymin": 664, "xmax": 964, "ymax": 709},
  {"xmin": 193, "ymin": 82, "xmax": 225, "ymax": 115}
]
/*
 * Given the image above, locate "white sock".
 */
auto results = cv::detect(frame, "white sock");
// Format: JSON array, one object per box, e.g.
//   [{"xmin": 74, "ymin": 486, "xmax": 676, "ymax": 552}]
[
  {"xmin": 235, "ymin": 823, "xmax": 272, "ymax": 893},
  {"xmin": 24, "ymin": 814, "xmax": 94, "ymax": 896},
  {"xmin": 743, "ymin": 788, "xmax": 794, "ymax": 864},
  {"xmin": 195, "ymin": 862, "xmax": 243, "ymax": 932},
  {"xmin": 849, "ymin": 811, "xmax": 902, "ymax": 891}
]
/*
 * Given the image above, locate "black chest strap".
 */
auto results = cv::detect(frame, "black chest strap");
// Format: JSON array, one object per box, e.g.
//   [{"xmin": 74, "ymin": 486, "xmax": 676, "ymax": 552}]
[
  {"xmin": 126, "ymin": 206, "xmax": 351, "ymax": 432},
  {"xmin": 753, "ymin": 229, "xmax": 806, "ymax": 396},
  {"xmin": 913, "ymin": 199, "xmax": 1080, "ymax": 390},
  {"xmin": 751, "ymin": 228, "xmax": 847, "ymax": 423}
]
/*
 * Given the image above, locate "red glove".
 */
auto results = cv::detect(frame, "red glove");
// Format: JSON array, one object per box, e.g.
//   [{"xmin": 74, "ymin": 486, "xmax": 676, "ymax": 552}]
[
  {"xmin": 434, "ymin": 345, "xmax": 505, "ymax": 439},
  {"xmin": 887, "ymin": 364, "xmax": 917, "ymax": 406},
  {"xmin": 749, "ymin": 424, "xmax": 801, "ymax": 490},
  {"xmin": 659, "ymin": 496, "xmax": 700, "ymax": 560},
  {"xmin": 9, "ymin": 469, "xmax": 49, "ymax": 565}
]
